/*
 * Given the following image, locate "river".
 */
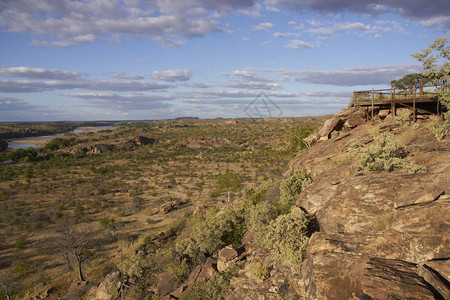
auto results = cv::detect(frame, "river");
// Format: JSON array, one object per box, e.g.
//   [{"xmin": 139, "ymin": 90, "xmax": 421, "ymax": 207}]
[{"xmin": 6, "ymin": 126, "xmax": 117, "ymax": 150}]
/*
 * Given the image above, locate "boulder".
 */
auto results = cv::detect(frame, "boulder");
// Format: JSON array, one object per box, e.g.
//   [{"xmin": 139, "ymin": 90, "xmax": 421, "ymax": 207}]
[
  {"xmin": 378, "ymin": 109, "xmax": 391, "ymax": 118},
  {"xmin": 317, "ymin": 117, "xmax": 343, "ymax": 140},
  {"xmin": 87, "ymin": 271, "xmax": 122, "ymax": 300},
  {"xmin": 217, "ymin": 246, "xmax": 238, "ymax": 273},
  {"xmin": 197, "ymin": 257, "xmax": 218, "ymax": 282},
  {"xmin": 157, "ymin": 272, "xmax": 175, "ymax": 297}
]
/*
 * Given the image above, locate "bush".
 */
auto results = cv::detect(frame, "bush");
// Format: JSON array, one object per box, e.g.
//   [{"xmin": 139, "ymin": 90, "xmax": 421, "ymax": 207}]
[
  {"xmin": 249, "ymin": 260, "xmax": 271, "ymax": 281},
  {"xmin": 14, "ymin": 261, "xmax": 31, "ymax": 277},
  {"xmin": 278, "ymin": 170, "xmax": 312, "ymax": 213},
  {"xmin": 176, "ymin": 208, "xmax": 246, "ymax": 260},
  {"xmin": 258, "ymin": 207, "xmax": 309, "ymax": 265},
  {"xmin": 354, "ymin": 131, "xmax": 426, "ymax": 173},
  {"xmin": 395, "ymin": 110, "xmax": 412, "ymax": 126},
  {"xmin": 426, "ymin": 117, "xmax": 449, "ymax": 141},
  {"xmin": 115, "ymin": 243, "xmax": 145, "ymax": 277}
]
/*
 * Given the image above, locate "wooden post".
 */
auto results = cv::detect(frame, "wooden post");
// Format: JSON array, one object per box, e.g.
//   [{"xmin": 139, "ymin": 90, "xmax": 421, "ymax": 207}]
[
  {"xmin": 413, "ymin": 88, "xmax": 416, "ymax": 122},
  {"xmin": 371, "ymin": 88, "xmax": 374, "ymax": 122},
  {"xmin": 420, "ymin": 75, "xmax": 424, "ymax": 96},
  {"xmin": 391, "ymin": 88, "xmax": 396, "ymax": 116}
]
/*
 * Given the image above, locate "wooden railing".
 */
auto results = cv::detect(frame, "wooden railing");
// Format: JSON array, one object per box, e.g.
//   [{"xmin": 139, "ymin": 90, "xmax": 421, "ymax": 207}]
[{"xmin": 352, "ymin": 83, "xmax": 445, "ymax": 121}]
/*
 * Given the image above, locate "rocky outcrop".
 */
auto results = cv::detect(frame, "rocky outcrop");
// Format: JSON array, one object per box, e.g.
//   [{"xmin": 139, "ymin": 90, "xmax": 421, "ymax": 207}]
[
  {"xmin": 87, "ymin": 272, "xmax": 122, "ymax": 300},
  {"xmin": 293, "ymin": 109, "xmax": 450, "ymax": 299},
  {"xmin": 227, "ymin": 108, "xmax": 449, "ymax": 299},
  {"xmin": 303, "ymin": 108, "xmax": 365, "ymax": 146},
  {"xmin": 126, "ymin": 136, "xmax": 156, "ymax": 147}
]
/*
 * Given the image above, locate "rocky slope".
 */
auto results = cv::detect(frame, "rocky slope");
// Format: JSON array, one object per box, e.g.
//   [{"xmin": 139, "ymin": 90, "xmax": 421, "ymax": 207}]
[
  {"xmin": 226, "ymin": 108, "xmax": 449, "ymax": 299},
  {"xmin": 60, "ymin": 108, "xmax": 449, "ymax": 300}
]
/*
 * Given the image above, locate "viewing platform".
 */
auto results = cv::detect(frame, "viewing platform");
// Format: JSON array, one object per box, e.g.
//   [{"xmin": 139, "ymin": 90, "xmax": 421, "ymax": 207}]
[{"xmin": 352, "ymin": 83, "xmax": 445, "ymax": 121}]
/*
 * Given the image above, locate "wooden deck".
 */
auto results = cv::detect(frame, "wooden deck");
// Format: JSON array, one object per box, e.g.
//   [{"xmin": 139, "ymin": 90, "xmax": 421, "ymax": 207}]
[{"xmin": 352, "ymin": 85, "xmax": 444, "ymax": 121}]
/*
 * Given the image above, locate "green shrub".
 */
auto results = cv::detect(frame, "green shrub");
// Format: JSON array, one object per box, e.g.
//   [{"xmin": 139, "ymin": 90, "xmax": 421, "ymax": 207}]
[
  {"xmin": 115, "ymin": 243, "xmax": 145, "ymax": 277},
  {"xmin": 426, "ymin": 117, "xmax": 449, "ymax": 141},
  {"xmin": 258, "ymin": 207, "xmax": 309, "ymax": 265},
  {"xmin": 278, "ymin": 170, "xmax": 312, "ymax": 213},
  {"xmin": 176, "ymin": 208, "xmax": 246, "ymax": 260},
  {"xmin": 249, "ymin": 260, "xmax": 271, "ymax": 281},
  {"xmin": 395, "ymin": 110, "xmax": 412, "ymax": 126},
  {"xmin": 354, "ymin": 131, "xmax": 426, "ymax": 173},
  {"xmin": 14, "ymin": 261, "xmax": 31, "ymax": 277}
]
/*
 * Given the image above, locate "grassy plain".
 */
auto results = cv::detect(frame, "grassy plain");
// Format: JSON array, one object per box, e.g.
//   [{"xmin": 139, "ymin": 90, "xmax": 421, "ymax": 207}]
[{"xmin": 0, "ymin": 117, "xmax": 324, "ymax": 298}]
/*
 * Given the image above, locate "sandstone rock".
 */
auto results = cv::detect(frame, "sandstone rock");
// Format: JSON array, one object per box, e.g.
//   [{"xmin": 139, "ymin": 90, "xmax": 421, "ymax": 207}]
[
  {"xmin": 317, "ymin": 117, "xmax": 343, "ymax": 139},
  {"xmin": 64, "ymin": 281, "xmax": 91, "ymax": 300},
  {"xmin": 417, "ymin": 262, "xmax": 450, "ymax": 299},
  {"xmin": 87, "ymin": 271, "xmax": 122, "ymax": 300},
  {"xmin": 198, "ymin": 257, "xmax": 217, "ymax": 281},
  {"xmin": 378, "ymin": 109, "xmax": 391, "ymax": 118},
  {"xmin": 219, "ymin": 246, "xmax": 238, "ymax": 263},
  {"xmin": 157, "ymin": 272, "xmax": 175, "ymax": 297},
  {"xmin": 362, "ymin": 258, "xmax": 435, "ymax": 299},
  {"xmin": 343, "ymin": 117, "xmax": 365, "ymax": 129},
  {"xmin": 186, "ymin": 265, "xmax": 202, "ymax": 287},
  {"xmin": 303, "ymin": 132, "xmax": 320, "ymax": 147},
  {"xmin": 170, "ymin": 284, "xmax": 188, "ymax": 299}
]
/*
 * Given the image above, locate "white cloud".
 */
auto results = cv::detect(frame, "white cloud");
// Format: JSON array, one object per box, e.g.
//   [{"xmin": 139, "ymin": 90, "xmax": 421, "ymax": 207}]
[
  {"xmin": 285, "ymin": 39, "xmax": 314, "ymax": 49},
  {"xmin": 151, "ymin": 69, "xmax": 193, "ymax": 82},
  {"xmin": 110, "ymin": 72, "xmax": 144, "ymax": 80},
  {"xmin": 0, "ymin": 96, "xmax": 38, "ymax": 111},
  {"xmin": 0, "ymin": 0, "xmax": 257, "ymax": 47},
  {"xmin": 0, "ymin": 67, "xmax": 84, "ymax": 80},
  {"xmin": 252, "ymin": 22, "xmax": 275, "ymax": 31},
  {"xmin": 287, "ymin": 64, "xmax": 422, "ymax": 86},
  {"xmin": 264, "ymin": 0, "xmax": 450, "ymax": 28},
  {"xmin": 273, "ymin": 32, "xmax": 300, "ymax": 38},
  {"xmin": 0, "ymin": 78, "xmax": 173, "ymax": 93}
]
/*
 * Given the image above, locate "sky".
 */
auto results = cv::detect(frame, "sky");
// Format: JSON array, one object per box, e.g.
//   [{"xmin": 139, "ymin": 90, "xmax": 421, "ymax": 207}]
[{"xmin": 0, "ymin": 0, "xmax": 449, "ymax": 121}]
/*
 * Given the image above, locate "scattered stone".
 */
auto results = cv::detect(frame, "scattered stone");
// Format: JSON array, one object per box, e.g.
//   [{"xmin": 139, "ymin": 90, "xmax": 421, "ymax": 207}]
[
  {"xmin": 157, "ymin": 272, "xmax": 175, "ymax": 297},
  {"xmin": 159, "ymin": 201, "xmax": 176, "ymax": 214},
  {"xmin": 217, "ymin": 246, "xmax": 238, "ymax": 273},
  {"xmin": 197, "ymin": 257, "xmax": 218, "ymax": 281},
  {"xmin": 87, "ymin": 271, "xmax": 122, "ymax": 300}
]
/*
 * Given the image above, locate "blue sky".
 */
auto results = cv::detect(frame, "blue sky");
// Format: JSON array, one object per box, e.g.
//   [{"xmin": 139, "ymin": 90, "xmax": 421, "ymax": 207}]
[{"xmin": 0, "ymin": 0, "xmax": 449, "ymax": 121}]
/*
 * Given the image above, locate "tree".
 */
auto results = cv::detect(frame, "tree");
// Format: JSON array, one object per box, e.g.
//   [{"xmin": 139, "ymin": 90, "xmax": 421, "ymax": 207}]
[
  {"xmin": 412, "ymin": 38, "xmax": 449, "ymax": 119},
  {"xmin": 214, "ymin": 171, "xmax": 241, "ymax": 203},
  {"xmin": 53, "ymin": 226, "xmax": 97, "ymax": 281},
  {"xmin": 390, "ymin": 73, "xmax": 423, "ymax": 93},
  {"xmin": 0, "ymin": 281, "xmax": 11, "ymax": 300}
]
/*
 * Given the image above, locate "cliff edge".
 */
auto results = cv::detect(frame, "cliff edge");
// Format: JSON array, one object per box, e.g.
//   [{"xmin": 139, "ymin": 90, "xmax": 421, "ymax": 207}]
[{"xmin": 228, "ymin": 107, "xmax": 449, "ymax": 299}]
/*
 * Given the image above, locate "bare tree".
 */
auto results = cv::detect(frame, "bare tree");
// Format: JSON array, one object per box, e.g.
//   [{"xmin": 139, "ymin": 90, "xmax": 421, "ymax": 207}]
[
  {"xmin": 53, "ymin": 226, "xmax": 97, "ymax": 282},
  {"xmin": 0, "ymin": 280, "xmax": 12, "ymax": 300}
]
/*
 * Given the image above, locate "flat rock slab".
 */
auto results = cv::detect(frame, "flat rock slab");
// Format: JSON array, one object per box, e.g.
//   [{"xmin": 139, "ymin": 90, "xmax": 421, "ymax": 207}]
[{"xmin": 362, "ymin": 258, "xmax": 435, "ymax": 300}]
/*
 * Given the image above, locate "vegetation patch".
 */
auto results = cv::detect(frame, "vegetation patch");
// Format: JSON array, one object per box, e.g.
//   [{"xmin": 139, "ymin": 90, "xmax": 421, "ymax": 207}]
[
  {"xmin": 278, "ymin": 170, "xmax": 312, "ymax": 213},
  {"xmin": 258, "ymin": 207, "xmax": 309, "ymax": 265},
  {"xmin": 352, "ymin": 131, "xmax": 426, "ymax": 174}
]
